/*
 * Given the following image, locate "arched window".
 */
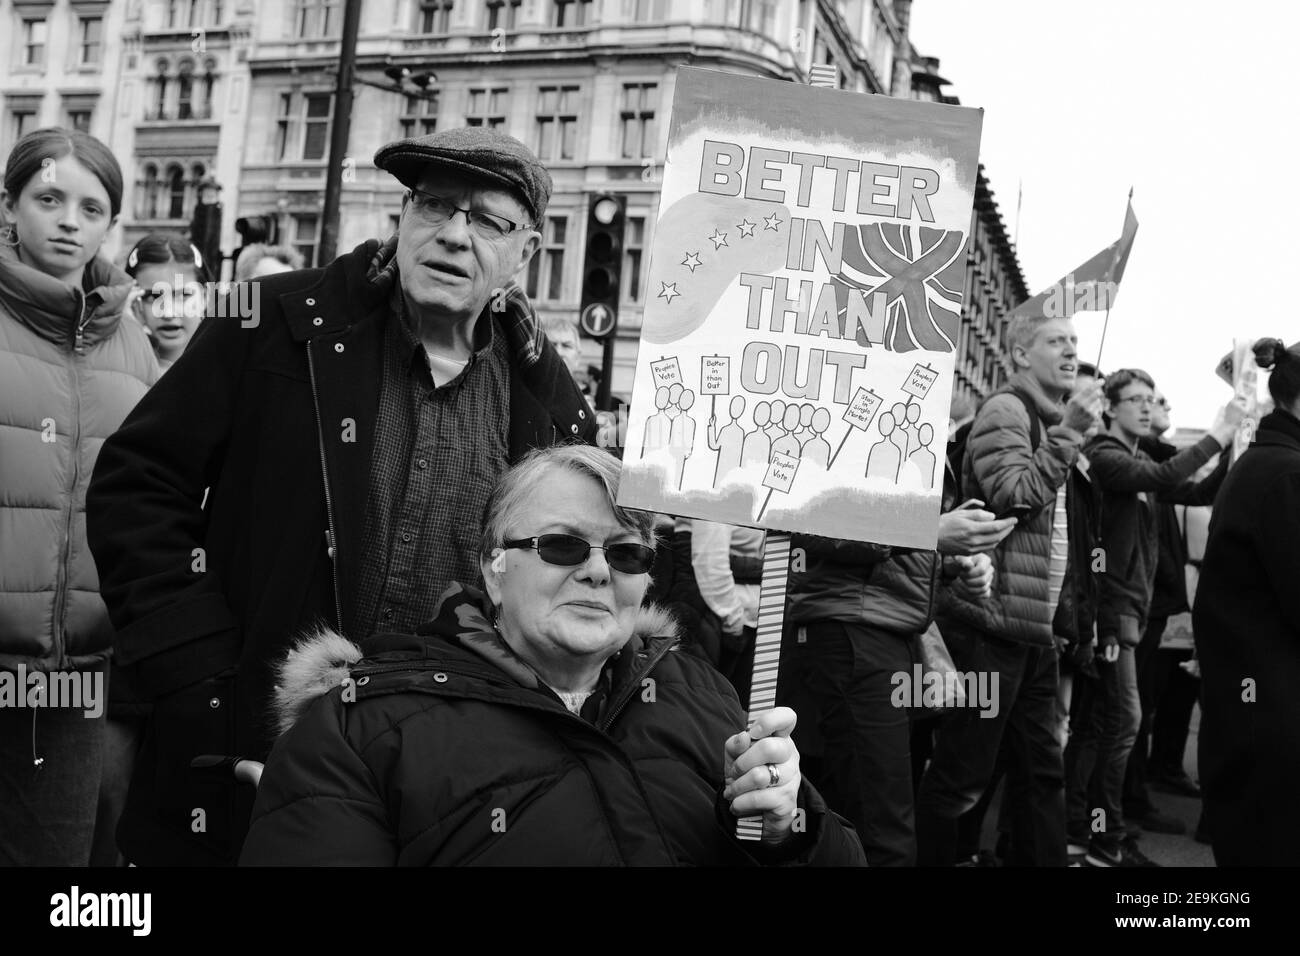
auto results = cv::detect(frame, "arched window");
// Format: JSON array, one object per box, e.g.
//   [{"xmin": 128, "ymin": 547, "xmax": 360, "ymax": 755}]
[
  {"xmin": 177, "ymin": 61, "xmax": 195, "ymax": 120},
  {"xmin": 166, "ymin": 164, "xmax": 186, "ymax": 219},
  {"xmin": 138, "ymin": 163, "xmax": 159, "ymax": 219}
]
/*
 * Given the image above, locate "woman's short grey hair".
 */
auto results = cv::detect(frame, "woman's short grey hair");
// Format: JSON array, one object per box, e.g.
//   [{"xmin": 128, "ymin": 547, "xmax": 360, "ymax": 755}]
[
  {"xmin": 480, "ymin": 445, "xmax": 655, "ymax": 559},
  {"xmin": 233, "ymin": 243, "xmax": 304, "ymax": 281},
  {"xmin": 540, "ymin": 315, "xmax": 579, "ymax": 342}
]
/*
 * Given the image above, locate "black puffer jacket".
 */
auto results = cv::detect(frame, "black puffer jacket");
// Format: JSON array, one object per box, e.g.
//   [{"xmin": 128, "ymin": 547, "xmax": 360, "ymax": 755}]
[{"xmin": 241, "ymin": 586, "xmax": 867, "ymax": 866}]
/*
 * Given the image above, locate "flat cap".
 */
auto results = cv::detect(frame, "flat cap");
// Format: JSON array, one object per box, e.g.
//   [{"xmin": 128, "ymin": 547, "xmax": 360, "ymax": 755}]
[{"xmin": 374, "ymin": 126, "xmax": 552, "ymax": 223}]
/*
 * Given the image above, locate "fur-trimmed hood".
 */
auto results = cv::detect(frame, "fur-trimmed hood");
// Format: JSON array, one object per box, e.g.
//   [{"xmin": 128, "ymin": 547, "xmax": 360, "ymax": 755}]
[{"xmin": 271, "ymin": 583, "xmax": 682, "ymax": 736}]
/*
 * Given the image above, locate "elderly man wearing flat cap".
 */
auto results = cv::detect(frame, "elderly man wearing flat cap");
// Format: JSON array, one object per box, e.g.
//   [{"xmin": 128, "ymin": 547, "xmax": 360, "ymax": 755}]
[{"xmin": 86, "ymin": 128, "xmax": 596, "ymax": 866}]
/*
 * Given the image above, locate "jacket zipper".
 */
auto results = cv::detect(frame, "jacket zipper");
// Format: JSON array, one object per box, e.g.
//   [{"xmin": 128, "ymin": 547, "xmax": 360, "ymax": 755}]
[
  {"xmin": 599, "ymin": 639, "xmax": 678, "ymax": 732},
  {"xmin": 306, "ymin": 340, "xmax": 345, "ymax": 632},
  {"xmin": 51, "ymin": 292, "xmax": 91, "ymax": 669}
]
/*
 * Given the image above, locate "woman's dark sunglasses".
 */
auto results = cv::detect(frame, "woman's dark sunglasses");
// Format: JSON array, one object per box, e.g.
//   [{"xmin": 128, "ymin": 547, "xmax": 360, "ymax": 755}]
[{"xmin": 502, "ymin": 534, "xmax": 655, "ymax": 574}]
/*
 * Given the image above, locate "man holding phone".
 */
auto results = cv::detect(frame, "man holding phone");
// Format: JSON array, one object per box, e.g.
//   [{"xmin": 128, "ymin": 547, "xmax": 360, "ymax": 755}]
[{"xmin": 917, "ymin": 312, "xmax": 1105, "ymax": 867}]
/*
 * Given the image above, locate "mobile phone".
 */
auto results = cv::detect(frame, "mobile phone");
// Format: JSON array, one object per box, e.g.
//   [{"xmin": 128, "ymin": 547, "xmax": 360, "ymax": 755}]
[{"xmin": 997, "ymin": 504, "xmax": 1033, "ymax": 521}]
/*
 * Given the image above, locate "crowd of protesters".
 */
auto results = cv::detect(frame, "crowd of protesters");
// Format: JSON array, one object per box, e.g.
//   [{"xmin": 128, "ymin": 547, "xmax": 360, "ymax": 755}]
[{"xmin": 1, "ymin": 125, "xmax": 1296, "ymax": 868}]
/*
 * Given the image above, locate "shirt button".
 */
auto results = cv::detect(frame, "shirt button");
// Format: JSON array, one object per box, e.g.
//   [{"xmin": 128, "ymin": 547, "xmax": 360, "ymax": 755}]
[
  {"xmin": 570, "ymin": 423, "xmax": 579, "ymax": 434},
  {"xmin": 400, "ymin": 531, "xmax": 412, "ymax": 543},
  {"xmin": 416, "ymin": 459, "xmax": 428, "ymax": 469},
  {"xmin": 578, "ymin": 409, "xmax": 586, "ymax": 419},
  {"xmin": 334, "ymin": 343, "xmax": 345, "ymax": 353},
  {"xmin": 312, "ymin": 317, "xmax": 323, "ymax": 326},
  {"xmin": 306, "ymin": 297, "xmax": 316, "ymax": 306}
]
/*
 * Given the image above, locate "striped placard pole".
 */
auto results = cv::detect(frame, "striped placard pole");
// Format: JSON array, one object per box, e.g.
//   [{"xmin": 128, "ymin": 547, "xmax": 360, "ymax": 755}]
[
  {"xmin": 735, "ymin": 531, "xmax": 793, "ymax": 841},
  {"xmin": 735, "ymin": 60, "xmax": 838, "ymax": 844}
]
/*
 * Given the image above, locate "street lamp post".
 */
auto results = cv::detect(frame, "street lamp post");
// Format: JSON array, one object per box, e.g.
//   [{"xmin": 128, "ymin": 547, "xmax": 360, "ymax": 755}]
[
  {"xmin": 318, "ymin": 0, "xmax": 362, "ymax": 267},
  {"xmin": 319, "ymin": 0, "xmax": 438, "ymax": 267}
]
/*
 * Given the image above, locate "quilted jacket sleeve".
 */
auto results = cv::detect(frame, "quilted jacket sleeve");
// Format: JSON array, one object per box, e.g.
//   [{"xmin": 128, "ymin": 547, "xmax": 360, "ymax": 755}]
[{"xmin": 967, "ymin": 393, "xmax": 1083, "ymax": 515}]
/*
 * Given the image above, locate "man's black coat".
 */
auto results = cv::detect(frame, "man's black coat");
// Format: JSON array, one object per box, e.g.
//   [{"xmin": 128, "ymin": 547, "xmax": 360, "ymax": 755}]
[{"xmin": 87, "ymin": 239, "xmax": 597, "ymax": 864}]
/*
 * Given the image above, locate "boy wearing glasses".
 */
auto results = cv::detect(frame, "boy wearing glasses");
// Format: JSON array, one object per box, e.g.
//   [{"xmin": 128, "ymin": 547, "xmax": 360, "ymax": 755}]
[
  {"xmin": 86, "ymin": 127, "xmax": 596, "ymax": 865},
  {"xmin": 1067, "ymin": 368, "xmax": 1243, "ymax": 866}
]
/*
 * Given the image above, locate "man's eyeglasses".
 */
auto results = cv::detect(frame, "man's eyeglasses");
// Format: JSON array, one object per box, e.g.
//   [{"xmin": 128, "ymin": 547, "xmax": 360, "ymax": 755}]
[
  {"xmin": 1117, "ymin": 396, "xmax": 1159, "ymax": 409},
  {"xmin": 406, "ymin": 187, "xmax": 531, "ymax": 240},
  {"xmin": 502, "ymin": 534, "xmax": 656, "ymax": 574}
]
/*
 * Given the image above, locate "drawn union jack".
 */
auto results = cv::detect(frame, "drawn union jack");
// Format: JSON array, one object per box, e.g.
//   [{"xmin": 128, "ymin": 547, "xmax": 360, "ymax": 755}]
[{"xmin": 831, "ymin": 223, "xmax": 967, "ymax": 353}]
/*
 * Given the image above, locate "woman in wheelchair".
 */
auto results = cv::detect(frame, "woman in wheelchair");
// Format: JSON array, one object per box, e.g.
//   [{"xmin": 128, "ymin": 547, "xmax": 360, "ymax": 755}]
[{"xmin": 240, "ymin": 444, "xmax": 865, "ymax": 866}]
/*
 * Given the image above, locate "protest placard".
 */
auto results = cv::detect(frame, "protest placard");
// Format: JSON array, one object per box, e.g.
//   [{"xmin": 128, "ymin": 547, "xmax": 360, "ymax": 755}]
[{"xmin": 617, "ymin": 67, "xmax": 982, "ymax": 548}]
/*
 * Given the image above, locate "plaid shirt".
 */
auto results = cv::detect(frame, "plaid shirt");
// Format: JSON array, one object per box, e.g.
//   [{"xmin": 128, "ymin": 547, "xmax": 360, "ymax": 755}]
[{"xmin": 349, "ymin": 284, "xmax": 511, "ymax": 638}]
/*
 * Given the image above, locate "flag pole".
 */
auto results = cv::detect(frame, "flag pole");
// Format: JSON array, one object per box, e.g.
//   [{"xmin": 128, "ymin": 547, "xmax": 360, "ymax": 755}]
[
  {"xmin": 1094, "ymin": 189, "xmax": 1131, "ymax": 372},
  {"xmin": 1095, "ymin": 306, "xmax": 1111, "ymax": 371}
]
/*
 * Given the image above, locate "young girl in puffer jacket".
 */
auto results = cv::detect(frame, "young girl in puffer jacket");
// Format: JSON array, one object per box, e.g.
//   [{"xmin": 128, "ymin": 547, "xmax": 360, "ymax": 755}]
[{"xmin": 0, "ymin": 128, "xmax": 159, "ymax": 865}]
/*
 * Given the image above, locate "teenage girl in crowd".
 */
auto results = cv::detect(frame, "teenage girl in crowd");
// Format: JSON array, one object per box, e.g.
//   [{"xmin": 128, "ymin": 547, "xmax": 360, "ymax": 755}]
[{"xmin": 0, "ymin": 128, "xmax": 159, "ymax": 865}]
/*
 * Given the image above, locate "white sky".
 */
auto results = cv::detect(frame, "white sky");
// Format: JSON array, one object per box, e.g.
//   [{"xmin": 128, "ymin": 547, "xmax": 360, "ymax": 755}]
[{"xmin": 909, "ymin": 0, "xmax": 1300, "ymax": 430}]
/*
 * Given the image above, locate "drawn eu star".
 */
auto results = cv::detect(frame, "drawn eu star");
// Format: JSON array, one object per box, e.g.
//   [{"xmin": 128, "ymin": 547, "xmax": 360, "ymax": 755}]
[
  {"xmin": 763, "ymin": 212, "xmax": 782, "ymax": 231},
  {"xmin": 736, "ymin": 219, "xmax": 756, "ymax": 238},
  {"xmin": 658, "ymin": 281, "xmax": 681, "ymax": 304},
  {"xmin": 681, "ymin": 251, "xmax": 703, "ymax": 272},
  {"xmin": 708, "ymin": 228, "xmax": 729, "ymax": 250}
]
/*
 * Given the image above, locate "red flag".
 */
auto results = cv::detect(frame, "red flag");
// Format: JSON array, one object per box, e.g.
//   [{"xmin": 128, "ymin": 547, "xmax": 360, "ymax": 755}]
[{"xmin": 1010, "ymin": 198, "xmax": 1139, "ymax": 319}]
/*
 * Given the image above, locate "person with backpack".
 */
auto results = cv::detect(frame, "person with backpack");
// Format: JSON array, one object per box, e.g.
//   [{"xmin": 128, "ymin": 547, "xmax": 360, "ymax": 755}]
[
  {"xmin": 939, "ymin": 362, "xmax": 1104, "ymax": 866},
  {"xmin": 916, "ymin": 312, "xmax": 1104, "ymax": 867}
]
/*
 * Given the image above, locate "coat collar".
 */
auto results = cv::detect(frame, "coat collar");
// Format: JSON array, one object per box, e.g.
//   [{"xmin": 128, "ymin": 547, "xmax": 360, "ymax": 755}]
[
  {"xmin": 277, "ymin": 236, "xmax": 548, "ymax": 371},
  {"xmin": 0, "ymin": 243, "xmax": 133, "ymax": 349},
  {"xmin": 1255, "ymin": 408, "xmax": 1300, "ymax": 452}
]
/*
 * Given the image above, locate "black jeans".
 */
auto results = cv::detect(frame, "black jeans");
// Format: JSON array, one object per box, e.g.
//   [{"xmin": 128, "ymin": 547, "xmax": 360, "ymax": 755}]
[
  {"xmin": 777, "ymin": 620, "xmax": 917, "ymax": 866},
  {"xmin": 1149, "ymin": 649, "xmax": 1198, "ymax": 777},
  {"xmin": 916, "ymin": 624, "xmax": 1065, "ymax": 867},
  {"xmin": 1066, "ymin": 646, "xmax": 1140, "ymax": 849}
]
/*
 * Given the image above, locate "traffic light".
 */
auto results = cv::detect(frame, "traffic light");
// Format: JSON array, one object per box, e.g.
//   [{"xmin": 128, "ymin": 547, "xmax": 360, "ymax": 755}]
[
  {"xmin": 581, "ymin": 194, "xmax": 626, "ymax": 412},
  {"xmin": 580, "ymin": 194, "xmax": 626, "ymax": 335}
]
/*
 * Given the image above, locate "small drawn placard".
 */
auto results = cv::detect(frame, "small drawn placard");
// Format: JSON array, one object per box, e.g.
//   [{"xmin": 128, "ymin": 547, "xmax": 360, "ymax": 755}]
[
  {"xmin": 902, "ymin": 363, "xmax": 940, "ymax": 400},
  {"xmin": 701, "ymin": 355, "xmax": 730, "ymax": 394},
  {"xmin": 842, "ymin": 387, "xmax": 884, "ymax": 431},
  {"xmin": 763, "ymin": 452, "xmax": 800, "ymax": 493},
  {"xmin": 650, "ymin": 356, "xmax": 684, "ymax": 388}
]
